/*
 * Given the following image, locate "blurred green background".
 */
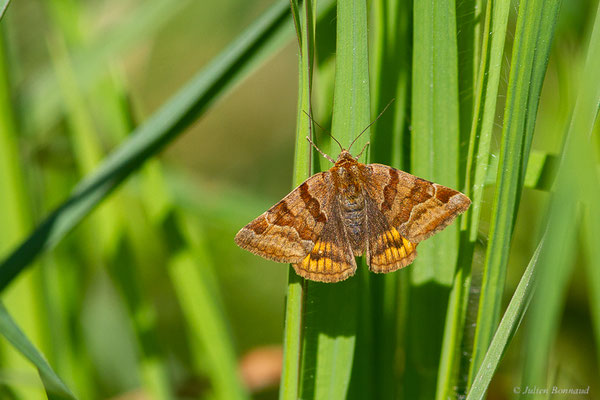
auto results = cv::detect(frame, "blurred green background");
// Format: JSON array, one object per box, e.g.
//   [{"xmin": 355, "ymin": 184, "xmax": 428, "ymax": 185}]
[{"xmin": 0, "ymin": 0, "xmax": 598, "ymax": 399}]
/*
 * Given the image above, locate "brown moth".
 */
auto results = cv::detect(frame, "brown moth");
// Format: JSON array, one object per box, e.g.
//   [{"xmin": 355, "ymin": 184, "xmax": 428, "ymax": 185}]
[{"xmin": 235, "ymin": 138, "xmax": 471, "ymax": 283}]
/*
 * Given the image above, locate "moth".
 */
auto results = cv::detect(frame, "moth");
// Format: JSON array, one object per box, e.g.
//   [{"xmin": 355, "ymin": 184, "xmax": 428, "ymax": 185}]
[{"xmin": 235, "ymin": 135, "xmax": 470, "ymax": 283}]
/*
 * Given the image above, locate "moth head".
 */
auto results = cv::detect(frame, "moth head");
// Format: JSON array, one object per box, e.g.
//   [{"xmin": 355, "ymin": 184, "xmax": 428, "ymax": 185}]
[{"xmin": 336, "ymin": 150, "xmax": 356, "ymax": 163}]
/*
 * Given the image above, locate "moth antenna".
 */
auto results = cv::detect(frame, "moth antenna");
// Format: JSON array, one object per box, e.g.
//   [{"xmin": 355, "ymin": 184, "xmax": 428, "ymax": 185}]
[
  {"xmin": 356, "ymin": 141, "xmax": 370, "ymax": 160},
  {"xmin": 303, "ymin": 110, "xmax": 344, "ymax": 152},
  {"xmin": 306, "ymin": 136, "xmax": 336, "ymax": 164},
  {"xmin": 348, "ymin": 98, "xmax": 395, "ymax": 153}
]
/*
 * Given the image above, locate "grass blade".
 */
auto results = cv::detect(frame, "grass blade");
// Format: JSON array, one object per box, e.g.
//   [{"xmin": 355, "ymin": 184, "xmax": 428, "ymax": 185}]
[
  {"xmin": 407, "ymin": 1, "xmax": 460, "ymax": 398},
  {"xmin": 466, "ymin": 237, "xmax": 543, "ymax": 400},
  {"xmin": 469, "ymin": 0, "xmax": 562, "ymax": 382},
  {"xmin": 170, "ymin": 214, "xmax": 248, "ymax": 400},
  {"xmin": 0, "ymin": 0, "xmax": 292, "ymax": 293},
  {"xmin": 436, "ymin": 1, "xmax": 511, "ymax": 398},
  {"xmin": 0, "ymin": 302, "xmax": 77, "ymax": 400},
  {"xmin": 411, "ymin": 0, "xmax": 460, "ymax": 285},
  {"xmin": 296, "ymin": 0, "xmax": 371, "ymax": 398},
  {"xmin": 463, "ymin": 0, "xmax": 511, "ymax": 243},
  {"xmin": 371, "ymin": 0, "xmax": 411, "ymax": 169},
  {"xmin": 370, "ymin": 1, "xmax": 412, "ymax": 397},
  {"xmin": 280, "ymin": 0, "xmax": 314, "ymax": 397}
]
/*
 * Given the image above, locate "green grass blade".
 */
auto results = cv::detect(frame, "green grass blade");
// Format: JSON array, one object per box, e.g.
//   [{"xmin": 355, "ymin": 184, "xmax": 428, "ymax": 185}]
[
  {"xmin": 48, "ymin": 35, "xmax": 123, "ymax": 256},
  {"xmin": 466, "ymin": 237, "xmax": 543, "ymax": 400},
  {"xmin": 469, "ymin": 0, "xmax": 562, "ymax": 383},
  {"xmin": 411, "ymin": 0, "xmax": 460, "ymax": 285},
  {"xmin": 296, "ymin": 0, "xmax": 371, "ymax": 398},
  {"xmin": 436, "ymin": 2, "xmax": 511, "ymax": 398},
  {"xmin": 330, "ymin": 0, "xmax": 371, "ymax": 153},
  {"xmin": 521, "ymin": 1, "xmax": 600, "ymax": 388},
  {"xmin": 279, "ymin": 1, "xmax": 314, "ymax": 398},
  {"xmin": 455, "ymin": 0, "xmax": 478, "ymax": 179},
  {"xmin": 0, "ymin": 0, "xmax": 292, "ymax": 293},
  {"xmin": 369, "ymin": 2, "xmax": 412, "ymax": 397},
  {"xmin": 0, "ymin": 302, "xmax": 77, "ymax": 400},
  {"xmin": 371, "ymin": 0, "xmax": 411, "ymax": 169},
  {"xmin": 407, "ymin": 1, "xmax": 460, "ymax": 399},
  {"xmin": 463, "ymin": 0, "xmax": 511, "ymax": 241},
  {"xmin": 170, "ymin": 214, "xmax": 248, "ymax": 400}
]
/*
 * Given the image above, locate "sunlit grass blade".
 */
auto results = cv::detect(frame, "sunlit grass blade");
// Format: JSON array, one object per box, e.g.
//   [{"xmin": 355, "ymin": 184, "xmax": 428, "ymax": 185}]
[
  {"xmin": 521, "ymin": 1, "xmax": 600, "ymax": 388},
  {"xmin": 407, "ymin": 1, "xmax": 460, "ymax": 399},
  {"xmin": 455, "ymin": 0, "xmax": 478, "ymax": 174},
  {"xmin": 466, "ymin": 237, "xmax": 543, "ymax": 400},
  {"xmin": 369, "ymin": 2, "xmax": 412, "ymax": 397},
  {"xmin": 469, "ymin": 0, "xmax": 562, "ymax": 383},
  {"xmin": 411, "ymin": 0, "xmax": 460, "ymax": 285},
  {"xmin": 0, "ymin": 302, "xmax": 77, "ymax": 400},
  {"xmin": 279, "ymin": 0, "xmax": 314, "ymax": 398},
  {"xmin": 294, "ymin": 0, "xmax": 372, "ymax": 398},
  {"xmin": 463, "ymin": 0, "xmax": 511, "ymax": 242},
  {"xmin": 0, "ymin": 0, "xmax": 292, "ymax": 293}
]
